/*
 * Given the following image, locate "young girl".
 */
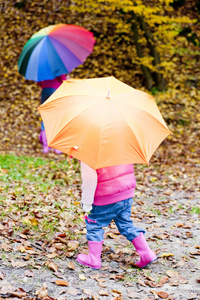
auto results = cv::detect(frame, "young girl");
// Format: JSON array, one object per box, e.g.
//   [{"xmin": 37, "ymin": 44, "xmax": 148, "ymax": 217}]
[
  {"xmin": 76, "ymin": 162, "xmax": 157, "ymax": 269},
  {"xmin": 38, "ymin": 74, "xmax": 68, "ymax": 154}
]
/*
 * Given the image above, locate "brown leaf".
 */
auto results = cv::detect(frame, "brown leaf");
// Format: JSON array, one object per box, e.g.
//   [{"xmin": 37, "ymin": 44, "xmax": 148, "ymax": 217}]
[
  {"xmin": 0, "ymin": 285, "xmax": 14, "ymax": 295},
  {"xmin": 68, "ymin": 261, "xmax": 75, "ymax": 270},
  {"xmin": 138, "ymin": 279, "xmax": 146, "ymax": 286},
  {"xmin": 144, "ymin": 280, "xmax": 156, "ymax": 287},
  {"xmin": 82, "ymin": 289, "xmax": 93, "ymax": 295},
  {"xmin": 47, "ymin": 262, "xmax": 58, "ymax": 272},
  {"xmin": 1, "ymin": 242, "xmax": 12, "ymax": 251},
  {"xmin": 11, "ymin": 259, "xmax": 27, "ymax": 268},
  {"xmin": 46, "ymin": 252, "xmax": 59, "ymax": 259},
  {"xmin": 25, "ymin": 270, "xmax": 34, "ymax": 277},
  {"xmin": 111, "ymin": 289, "xmax": 121, "ymax": 294},
  {"xmin": 54, "ymin": 271, "xmax": 64, "ymax": 278},
  {"xmin": 92, "ymin": 295, "xmax": 100, "ymax": 300},
  {"xmin": 166, "ymin": 270, "xmax": 178, "ymax": 278},
  {"xmin": 36, "ymin": 283, "xmax": 48, "ymax": 299},
  {"xmin": 190, "ymin": 250, "xmax": 200, "ymax": 255},
  {"xmin": 10, "ymin": 287, "xmax": 27, "ymax": 298},
  {"xmin": 0, "ymin": 271, "xmax": 4, "ymax": 280},
  {"xmin": 99, "ymin": 289, "xmax": 109, "ymax": 296},
  {"xmin": 178, "ymin": 276, "xmax": 189, "ymax": 284},
  {"xmin": 67, "ymin": 240, "xmax": 79, "ymax": 250},
  {"xmin": 55, "ymin": 279, "xmax": 69, "ymax": 286},
  {"xmin": 157, "ymin": 291, "xmax": 169, "ymax": 299},
  {"xmin": 159, "ymin": 276, "xmax": 169, "ymax": 284}
]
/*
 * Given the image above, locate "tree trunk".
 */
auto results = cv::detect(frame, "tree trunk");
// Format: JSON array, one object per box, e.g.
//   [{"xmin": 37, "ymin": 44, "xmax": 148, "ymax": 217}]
[
  {"xmin": 131, "ymin": 16, "xmax": 154, "ymax": 90},
  {"xmin": 138, "ymin": 17, "xmax": 166, "ymax": 90}
]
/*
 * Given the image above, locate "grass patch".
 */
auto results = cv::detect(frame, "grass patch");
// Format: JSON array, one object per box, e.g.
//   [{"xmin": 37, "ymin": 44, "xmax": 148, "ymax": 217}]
[
  {"xmin": 0, "ymin": 153, "xmax": 82, "ymax": 241},
  {"xmin": 190, "ymin": 207, "xmax": 200, "ymax": 214}
]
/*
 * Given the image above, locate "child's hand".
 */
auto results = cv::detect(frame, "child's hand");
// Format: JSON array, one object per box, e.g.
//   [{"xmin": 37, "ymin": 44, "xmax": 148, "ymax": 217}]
[{"xmin": 81, "ymin": 203, "xmax": 92, "ymax": 213}]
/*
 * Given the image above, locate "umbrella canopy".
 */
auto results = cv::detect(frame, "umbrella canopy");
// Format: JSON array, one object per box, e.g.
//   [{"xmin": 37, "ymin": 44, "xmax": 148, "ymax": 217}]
[
  {"xmin": 38, "ymin": 76, "xmax": 171, "ymax": 169},
  {"xmin": 18, "ymin": 24, "xmax": 95, "ymax": 82}
]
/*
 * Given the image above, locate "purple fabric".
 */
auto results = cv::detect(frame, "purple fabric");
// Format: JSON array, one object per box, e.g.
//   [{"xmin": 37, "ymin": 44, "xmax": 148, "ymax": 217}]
[
  {"xmin": 37, "ymin": 74, "xmax": 66, "ymax": 89},
  {"xmin": 93, "ymin": 164, "xmax": 136, "ymax": 206}
]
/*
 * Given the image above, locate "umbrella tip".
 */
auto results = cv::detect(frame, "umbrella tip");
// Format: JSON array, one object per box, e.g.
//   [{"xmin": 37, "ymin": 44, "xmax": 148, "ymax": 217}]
[{"xmin": 106, "ymin": 88, "xmax": 111, "ymax": 99}]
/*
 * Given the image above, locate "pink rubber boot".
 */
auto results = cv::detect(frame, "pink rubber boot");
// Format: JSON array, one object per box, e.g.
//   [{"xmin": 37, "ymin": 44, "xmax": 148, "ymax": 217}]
[
  {"xmin": 76, "ymin": 241, "xmax": 103, "ymax": 269},
  {"xmin": 39, "ymin": 130, "xmax": 50, "ymax": 154},
  {"xmin": 132, "ymin": 233, "xmax": 157, "ymax": 268}
]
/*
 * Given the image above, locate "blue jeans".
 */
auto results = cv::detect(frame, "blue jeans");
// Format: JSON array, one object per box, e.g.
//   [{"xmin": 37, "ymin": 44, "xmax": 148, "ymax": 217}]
[
  {"xmin": 41, "ymin": 88, "xmax": 56, "ymax": 130},
  {"xmin": 85, "ymin": 198, "xmax": 145, "ymax": 242}
]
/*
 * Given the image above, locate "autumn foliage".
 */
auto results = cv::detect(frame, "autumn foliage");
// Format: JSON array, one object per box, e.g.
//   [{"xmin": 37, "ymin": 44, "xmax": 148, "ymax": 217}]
[{"xmin": 0, "ymin": 0, "xmax": 199, "ymax": 165}]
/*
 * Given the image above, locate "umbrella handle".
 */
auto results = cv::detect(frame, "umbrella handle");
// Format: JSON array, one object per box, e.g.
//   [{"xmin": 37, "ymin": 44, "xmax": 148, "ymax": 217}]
[{"xmin": 68, "ymin": 146, "xmax": 79, "ymax": 166}]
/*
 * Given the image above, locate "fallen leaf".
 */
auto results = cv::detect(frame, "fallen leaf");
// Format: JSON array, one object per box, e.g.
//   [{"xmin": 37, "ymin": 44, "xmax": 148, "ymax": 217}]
[
  {"xmin": 0, "ymin": 271, "xmax": 4, "ymax": 280},
  {"xmin": 54, "ymin": 271, "xmax": 64, "ymax": 278},
  {"xmin": 92, "ymin": 295, "xmax": 99, "ymax": 300},
  {"xmin": 160, "ymin": 253, "xmax": 174, "ymax": 257},
  {"xmin": 47, "ymin": 262, "xmax": 58, "ymax": 272},
  {"xmin": 157, "ymin": 291, "xmax": 169, "ymax": 299},
  {"xmin": 138, "ymin": 279, "xmax": 146, "ymax": 286},
  {"xmin": 79, "ymin": 274, "xmax": 86, "ymax": 281},
  {"xmin": 55, "ymin": 279, "xmax": 69, "ymax": 286},
  {"xmin": 25, "ymin": 270, "xmax": 34, "ymax": 277},
  {"xmin": 67, "ymin": 240, "xmax": 79, "ymax": 250},
  {"xmin": 111, "ymin": 289, "xmax": 121, "ymax": 294},
  {"xmin": 166, "ymin": 270, "xmax": 178, "ymax": 278},
  {"xmin": 46, "ymin": 252, "xmax": 59, "ymax": 258},
  {"xmin": 10, "ymin": 287, "xmax": 27, "ymax": 298},
  {"xmin": 82, "ymin": 289, "xmax": 93, "ymax": 295},
  {"xmin": 1, "ymin": 242, "xmax": 12, "ymax": 251},
  {"xmin": 145, "ymin": 280, "xmax": 156, "ymax": 287},
  {"xmin": 190, "ymin": 250, "xmax": 200, "ymax": 255},
  {"xmin": 68, "ymin": 261, "xmax": 75, "ymax": 270},
  {"xmin": 99, "ymin": 289, "xmax": 109, "ymax": 296},
  {"xmin": 36, "ymin": 283, "xmax": 48, "ymax": 299},
  {"xmin": 11, "ymin": 259, "xmax": 27, "ymax": 268},
  {"xmin": 159, "ymin": 276, "xmax": 169, "ymax": 284},
  {"xmin": 178, "ymin": 276, "xmax": 189, "ymax": 284},
  {"xmin": 0, "ymin": 285, "xmax": 14, "ymax": 295},
  {"xmin": 30, "ymin": 217, "xmax": 38, "ymax": 226}
]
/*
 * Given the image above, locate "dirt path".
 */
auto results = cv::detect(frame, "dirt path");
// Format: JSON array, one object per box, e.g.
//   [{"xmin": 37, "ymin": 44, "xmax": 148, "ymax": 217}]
[{"xmin": 0, "ymin": 183, "xmax": 199, "ymax": 300}]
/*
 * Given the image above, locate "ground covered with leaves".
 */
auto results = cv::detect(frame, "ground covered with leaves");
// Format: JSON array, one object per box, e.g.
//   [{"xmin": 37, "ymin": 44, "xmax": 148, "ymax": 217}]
[{"xmin": 0, "ymin": 152, "xmax": 199, "ymax": 300}]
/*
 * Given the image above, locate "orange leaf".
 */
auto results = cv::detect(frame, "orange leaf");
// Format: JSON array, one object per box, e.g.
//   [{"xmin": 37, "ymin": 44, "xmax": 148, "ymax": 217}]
[
  {"xmin": 47, "ymin": 262, "xmax": 58, "ymax": 272},
  {"xmin": 99, "ymin": 289, "xmax": 109, "ymax": 296},
  {"xmin": 55, "ymin": 279, "xmax": 69, "ymax": 286},
  {"xmin": 68, "ymin": 261, "xmax": 75, "ymax": 270},
  {"xmin": 157, "ymin": 291, "xmax": 169, "ymax": 298}
]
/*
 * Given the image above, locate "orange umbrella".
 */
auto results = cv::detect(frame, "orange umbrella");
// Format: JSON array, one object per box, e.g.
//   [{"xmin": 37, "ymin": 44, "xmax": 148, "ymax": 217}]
[{"xmin": 38, "ymin": 76, "xmax": 171, "ymax": 169}]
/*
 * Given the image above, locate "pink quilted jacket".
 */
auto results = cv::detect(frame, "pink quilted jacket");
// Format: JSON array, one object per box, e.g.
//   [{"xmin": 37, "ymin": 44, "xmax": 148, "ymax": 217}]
[{"xmin": 93, "ymin": 164, "xmax": 136, "ymax": 206}]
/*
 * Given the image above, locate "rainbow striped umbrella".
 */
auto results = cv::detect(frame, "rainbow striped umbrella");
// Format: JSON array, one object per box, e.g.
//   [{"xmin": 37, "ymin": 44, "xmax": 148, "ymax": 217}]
[{"xmin": 18, "ymin": 24, "xmax": 96, "ymax": 82}]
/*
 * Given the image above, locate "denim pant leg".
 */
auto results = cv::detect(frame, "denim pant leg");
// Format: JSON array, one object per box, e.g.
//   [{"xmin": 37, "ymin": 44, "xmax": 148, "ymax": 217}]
[
  {"xmin": 85, "ymin": 204, "xmax": 116, "ymax": 242},
  {"xmin": 114, "ymin": 198, "xmax": 145, "ymax": 242}
]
